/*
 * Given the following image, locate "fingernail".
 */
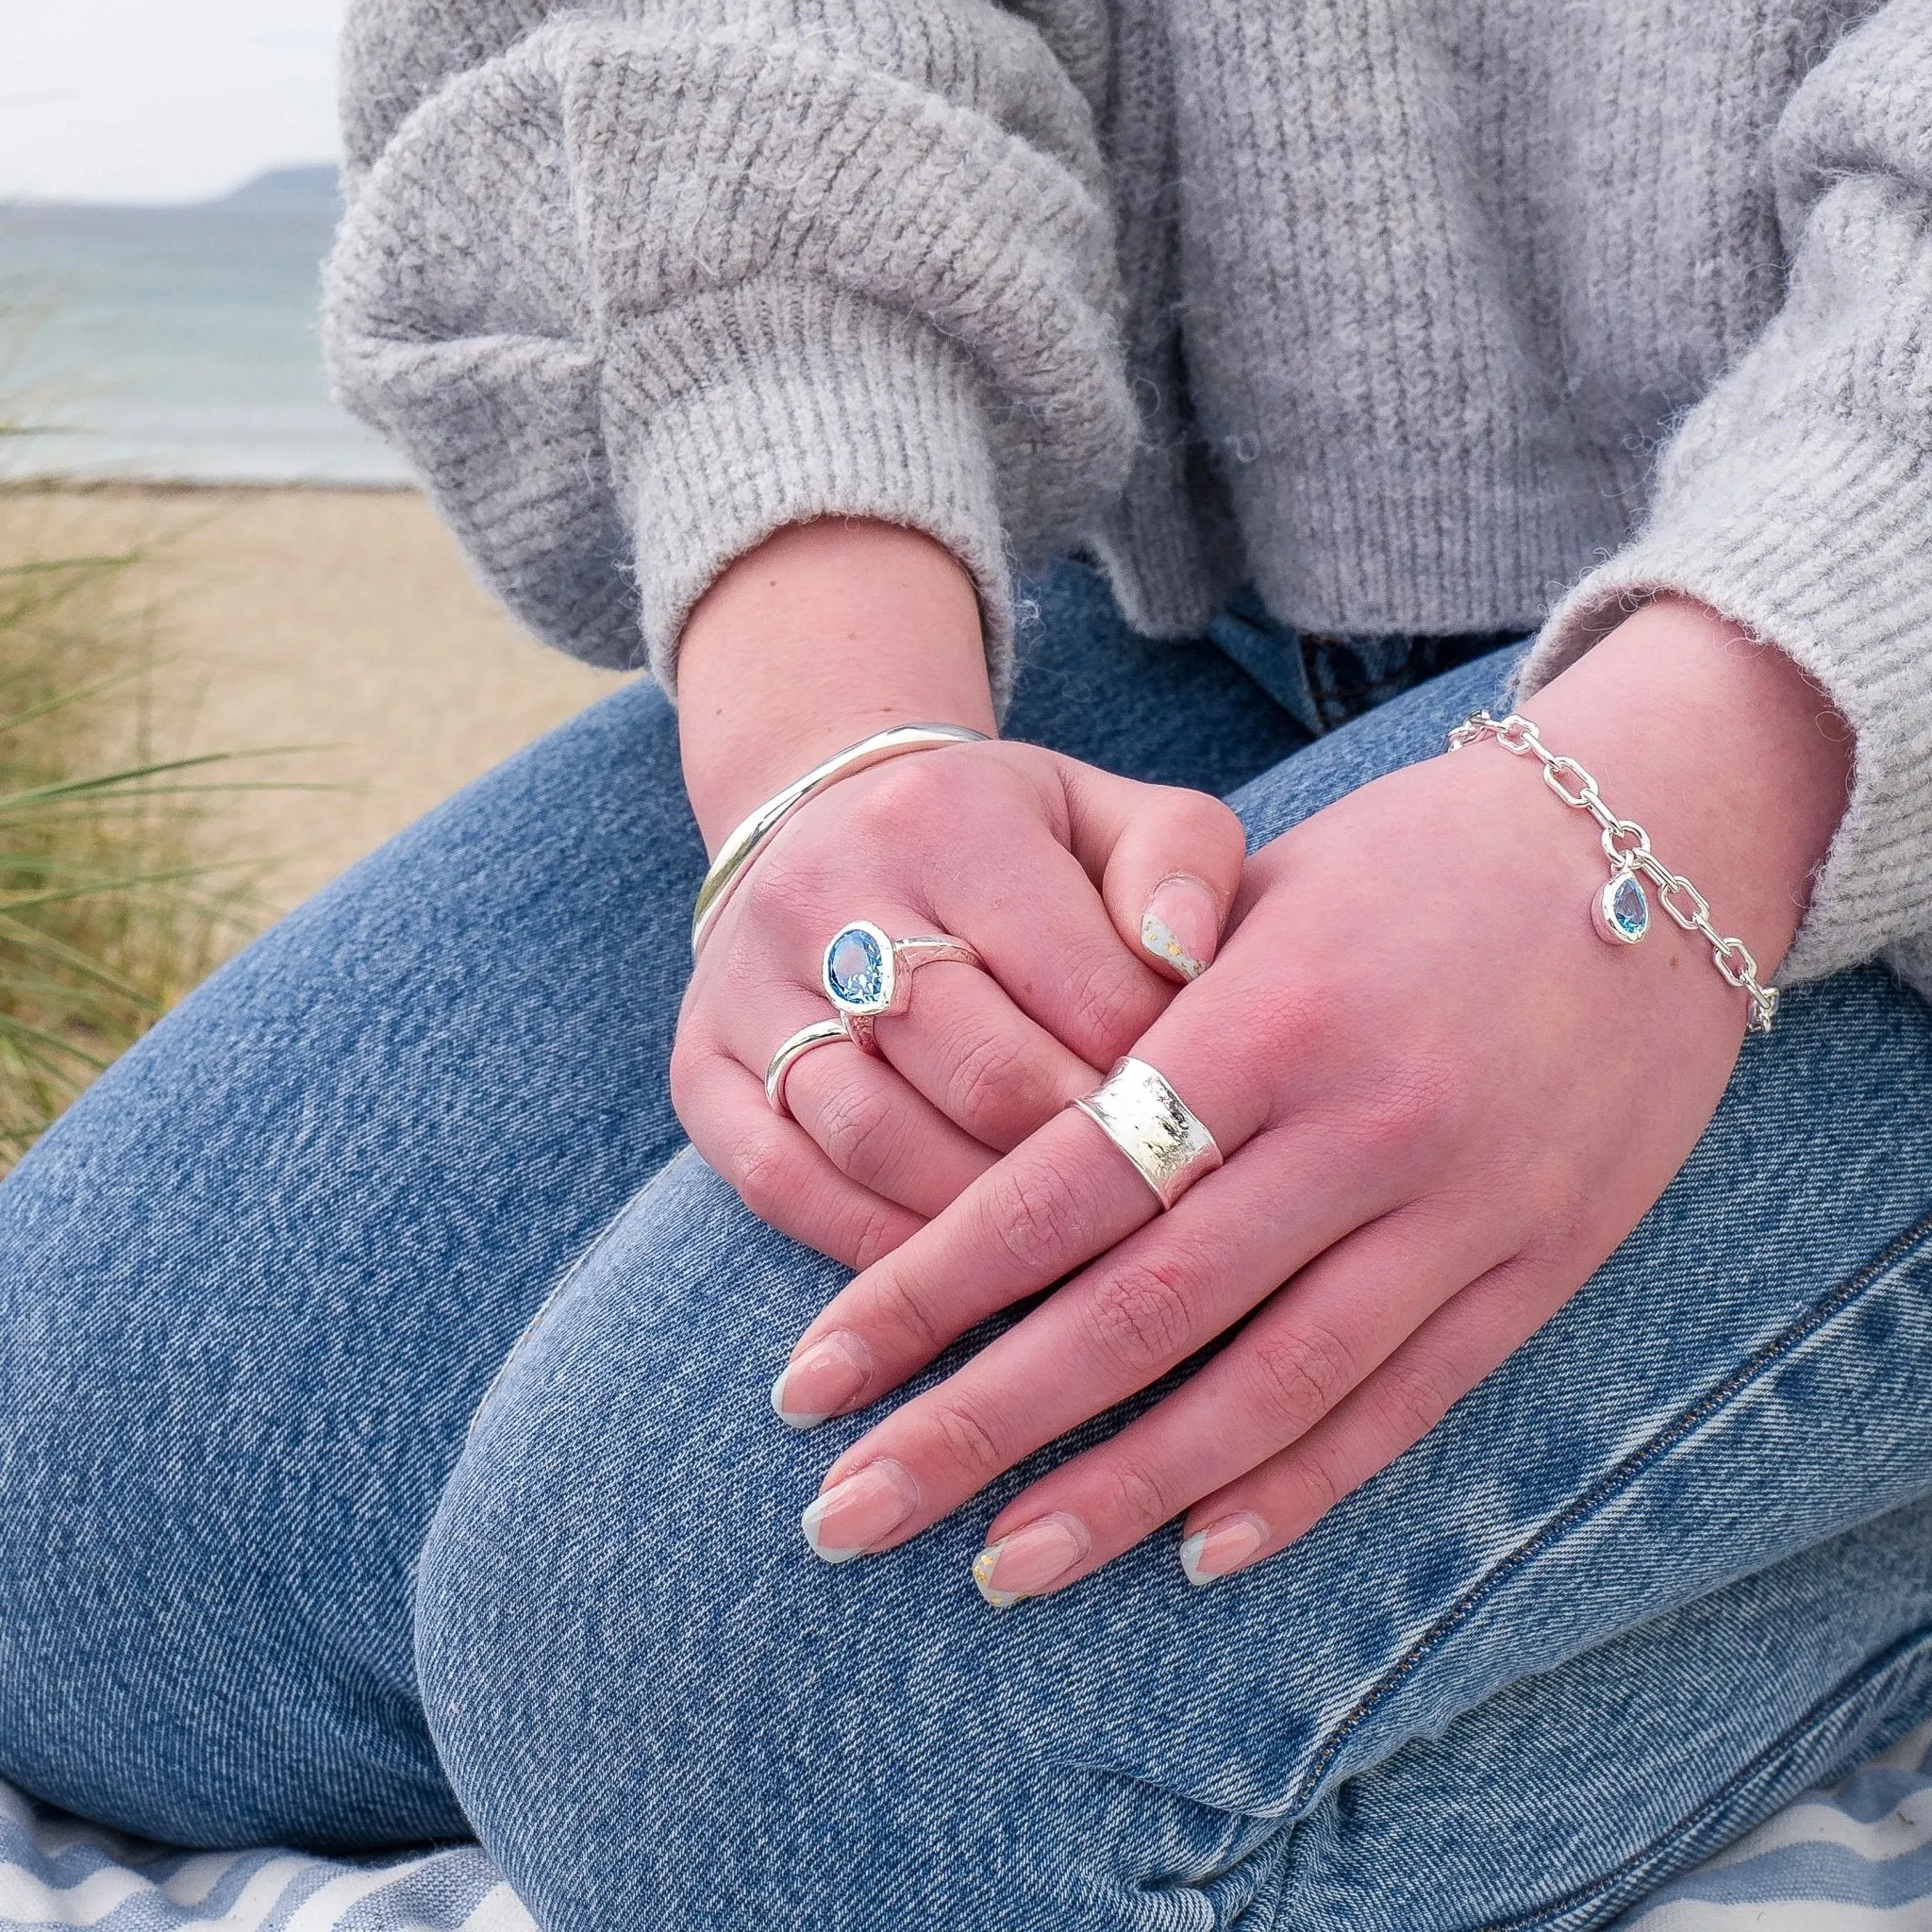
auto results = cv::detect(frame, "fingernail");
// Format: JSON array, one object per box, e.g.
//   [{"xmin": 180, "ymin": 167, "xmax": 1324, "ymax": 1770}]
[
  {"xmin": 1177, "ymin": 1512, "xmax": 1267, "ymax": 1587},
  {"xmin": 1141, "ymin": 874, "xmax": 1219, "ymax": 981},
  {"xmin": 771, "ymin": 1331, "xmax": 872, "ymax": 1429},
  {"xmin": 971, "ymin": 1512, "xmax": 1091, "ymax": 1607},
  {"xmin": 800, "ymin": 1459, "xmax": 920, "ymax": 1563}
]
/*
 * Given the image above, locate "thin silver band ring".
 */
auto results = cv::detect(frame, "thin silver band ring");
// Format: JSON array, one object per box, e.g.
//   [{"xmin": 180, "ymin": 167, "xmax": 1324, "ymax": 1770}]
[
  {"xmin": 1070, "ymin": 1056, "xmax": 1223, "ymax": 1211},
  {"xmin": 764, "ymin": 1019, "xmax": 851, "ymax": 1118}
]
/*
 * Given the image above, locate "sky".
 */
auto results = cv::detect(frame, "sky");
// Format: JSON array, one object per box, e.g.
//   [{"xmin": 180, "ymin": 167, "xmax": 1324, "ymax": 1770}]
[{"xmin": 2, "ymin": 0, "xmax": 347, "ymax": 205}]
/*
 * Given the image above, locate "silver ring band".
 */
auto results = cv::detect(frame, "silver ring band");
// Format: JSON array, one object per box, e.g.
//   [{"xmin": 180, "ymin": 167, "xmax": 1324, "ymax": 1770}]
[
  {"xmin": 1070, "ymin": 1056, "xmax": 1223, "ymax": 1211},
  {"xmin": 822, "ymin": 920, "xmax": 984, "ymax": 1057},
  {"xmin": 764, "ymin": 1019, "xmax": 851, "ymax": 1118}
]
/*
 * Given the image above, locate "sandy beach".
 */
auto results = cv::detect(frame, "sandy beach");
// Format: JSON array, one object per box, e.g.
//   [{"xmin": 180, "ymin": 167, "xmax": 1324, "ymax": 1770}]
[{"xmin": 0, "ymin": 482, "xmax": 627, "ymax": 917}]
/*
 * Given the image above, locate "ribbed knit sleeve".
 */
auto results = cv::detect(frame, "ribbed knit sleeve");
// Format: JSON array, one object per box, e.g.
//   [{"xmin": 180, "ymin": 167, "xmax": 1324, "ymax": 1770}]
[
  {"xmin": 1516, "ymin": 3, "xmax": 1932, "ymax": 985},
  {"xmin": 322, "ymin": 0, "xmax": 1138, "ymax": 700}
]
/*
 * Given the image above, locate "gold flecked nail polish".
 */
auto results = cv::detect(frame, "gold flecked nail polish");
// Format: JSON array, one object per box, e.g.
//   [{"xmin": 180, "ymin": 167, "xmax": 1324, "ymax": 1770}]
[
  {"xmin": 972, "ymin": 1543, "xmax": 1024, "ymax": 1608},
  {"xmin": 1141, "ymin": 911, "xmax": 1206, "ymax": 980}
]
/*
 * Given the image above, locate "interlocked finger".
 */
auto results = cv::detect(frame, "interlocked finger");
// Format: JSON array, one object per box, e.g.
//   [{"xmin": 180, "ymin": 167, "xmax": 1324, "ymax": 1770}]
[
  {"xmin": 964, "ymin": 1203, "xmax": 1507, "ymax": 1595},
  {"xmin": 673, "ymin": 1045, "xmax": 926, "ymax": 1272},
  {"xmin": 797, "ymin": 1121, "xmax": 1405, "ymax": 1564},
  {"xmin": 784, "ymin": 1042, "xmax": 997, "ymax": 1219},
  {"xmin": 867, "ymin": 961, "xmax": 1108, "ymax": 1152},
  {"xmin": 774, "ymin": 972, "xmax": 1279, "ymax": 1426},
  {"xmin": 1174, "ymin": 1251, "xmax": 1556, "ymax": 1578}
]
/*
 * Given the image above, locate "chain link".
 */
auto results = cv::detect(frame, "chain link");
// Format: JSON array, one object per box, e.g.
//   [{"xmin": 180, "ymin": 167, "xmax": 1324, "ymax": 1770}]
[{"xmin": 1447, "ymin": 709, "xmax": 1779, "ymax": 1033}]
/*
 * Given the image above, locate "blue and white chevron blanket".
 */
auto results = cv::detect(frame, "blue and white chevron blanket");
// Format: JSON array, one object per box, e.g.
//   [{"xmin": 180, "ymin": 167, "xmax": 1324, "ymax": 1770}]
[{"xmin": 4, "ymin": 1719, "xmax": 1929, "ymax": 1930}]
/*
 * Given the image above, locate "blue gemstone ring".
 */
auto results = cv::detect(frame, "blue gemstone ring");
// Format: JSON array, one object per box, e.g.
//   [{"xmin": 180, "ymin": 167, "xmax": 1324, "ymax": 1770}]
[{"xmin": 821, "ymin": 920, "xmax": 984, "ymax": 1055}]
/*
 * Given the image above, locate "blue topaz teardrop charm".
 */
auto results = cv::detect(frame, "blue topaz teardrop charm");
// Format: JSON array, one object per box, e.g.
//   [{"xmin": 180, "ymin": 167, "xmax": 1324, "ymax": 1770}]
[{"xmin": 1593, "ymin": 868, "xmax": 1650, "ymax": 945}]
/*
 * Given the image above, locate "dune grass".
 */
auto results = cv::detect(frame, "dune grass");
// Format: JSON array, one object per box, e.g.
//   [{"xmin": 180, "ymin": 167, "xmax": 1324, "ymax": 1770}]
[{"xmin": 0, "ymin": 515, "xmax": 264, "ymax": 1167}]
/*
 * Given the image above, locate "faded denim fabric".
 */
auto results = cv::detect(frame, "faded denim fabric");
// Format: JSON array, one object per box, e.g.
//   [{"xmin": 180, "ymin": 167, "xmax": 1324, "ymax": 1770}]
[{"xmin": 1, "ymin": 563, "xmax": 1929, "ymax": 1930}]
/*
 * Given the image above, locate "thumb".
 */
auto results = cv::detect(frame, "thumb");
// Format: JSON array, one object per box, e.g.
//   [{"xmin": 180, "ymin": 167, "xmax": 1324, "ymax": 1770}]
[{"xmin": 1058, "ymin": 762, "xmax": 1248, "ymax": 983}]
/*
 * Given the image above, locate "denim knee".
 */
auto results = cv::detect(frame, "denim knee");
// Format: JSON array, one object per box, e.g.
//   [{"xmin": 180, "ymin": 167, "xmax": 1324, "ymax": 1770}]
[
  {"xmin": 412, "ymin": 1058, "xmax": 1932, "ymax": 1929},
  {"xmin": 0, "ymin": 1130, "xmax": 467, "ymax": 1848},
  {"xmin": 412, "ymin": 1154, "xmax": 1306, "ymax": 1929}
]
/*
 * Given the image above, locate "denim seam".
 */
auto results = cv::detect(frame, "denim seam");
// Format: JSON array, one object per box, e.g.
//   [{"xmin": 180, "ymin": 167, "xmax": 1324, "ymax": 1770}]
[
  {"xmin": 1476, "ymin": 1619, "xmax": 1932, "ymax": 1931},
  {"xmin": 1277, "ymin": 1202, "xmax": 1932, "ymax": 1820}
]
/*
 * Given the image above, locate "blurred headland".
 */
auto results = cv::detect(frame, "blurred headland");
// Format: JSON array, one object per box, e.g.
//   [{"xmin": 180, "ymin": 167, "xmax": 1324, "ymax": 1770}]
[{"xmin": 2, "ymin": 163, "xmax": 403, "ymax": 485}]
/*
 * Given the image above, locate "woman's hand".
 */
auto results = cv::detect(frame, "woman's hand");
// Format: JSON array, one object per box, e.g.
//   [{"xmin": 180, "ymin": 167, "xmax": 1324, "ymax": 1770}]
[
  {"xmin": 774, "ymin": 599, "xmax": 1854, "ymax": 1594},
  {"xmin": 672, "ymin": 738, "xmax": 1245, "ymax": 1274},
  {"xmin": 670, "ymin": 519, "xmax": 1245, "ymax": 1275}
]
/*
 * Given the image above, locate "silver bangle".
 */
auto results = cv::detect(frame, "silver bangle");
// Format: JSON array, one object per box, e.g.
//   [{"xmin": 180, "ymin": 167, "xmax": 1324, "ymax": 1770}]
[
  {"xmin": 1447, "ymin": 710, "xmax": 1780, "ymax": 1034},
  {"xmin": 690, "ymin": 724, "xmax": 989, "ymax": 958}
]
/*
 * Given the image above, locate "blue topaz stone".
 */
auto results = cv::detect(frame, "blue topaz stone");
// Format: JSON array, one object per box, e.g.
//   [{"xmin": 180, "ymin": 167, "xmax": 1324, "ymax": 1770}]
[
  {"xmin": 1593, "ymin": 869, "xmax": 1650, "ymax": 945},
  {"xmin": 824, "ymin": 922, "xmax": 891, "ymax": 1012}
]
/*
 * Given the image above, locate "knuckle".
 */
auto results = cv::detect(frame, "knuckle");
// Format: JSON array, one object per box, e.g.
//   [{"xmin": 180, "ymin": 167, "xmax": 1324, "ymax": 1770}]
[
  {"xmin": 812, "ymin": 1080, "xmax": 900, "ymax": 1188},
  {"xmin": 864, "ymin": 1262, "xmax": 948, "ymax": 1357},
  {"xmin": 1247, "ymin": 1319, "xmax": 1360, "ymax": 1435},
  {"xmin": 733, "ymin": 849, "xmax": 826, "ymax": 947},
  {"xmin": 1081, "ymin": 1257, "xmax": 1199, "ymax": 1376},
  {"xmin": 846, "ymin": 1201, "xmax": 909, "ymax": 1274},
  {"xmin": 866, "ymin": 748, "xmax": 957, "ymax": 824},
  {"xmin": 728, "ymin": 1127, "xmax": 798, "ymax": 1222},
  {"xmin": 1248, "ymin": 977, "xmax": 1328, "ymax": 1058},
  {"xmin": 1351, "ymin": 1058, "xmax": 1464, "ymax": 1168},
  {"xmin": 981, "ymin": 1153, "xmax": 1093, "ymax": 1275},
  {"xmin": 1101, "ymin": 1455, "xmax": 1181, "ymax": 1530},
  {"xmin": 1286, "ymin": 1448, "xmax": 1345, "ymax": 1524},
  {"xmin": 1062, "ymin": 954, "xmax": 1151, "ymax": 1056},
  {"xmin": 946, "ymin": 1028, "xmax": 1041, "ymax": 1138},
  {"xmin": 666, "ymin": 1033, "xmax": 707, "ymax": 1122},
  {"xmin": 927, "ymin": 1393, "xmax": 1008, "ymax": 1483},
  {"xmin": 848, "ymin": 749, "xmax": 979, "ymax": 858},
  {"xmin": 1374, "ymin": 1357, "xmax": 1455, "ymax": 1443}
]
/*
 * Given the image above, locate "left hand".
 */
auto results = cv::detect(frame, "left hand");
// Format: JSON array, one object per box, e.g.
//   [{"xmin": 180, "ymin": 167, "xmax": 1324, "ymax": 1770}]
[{"xmin": 772, "ymin": 600, "xmax": 1854, "ymax": 1597}]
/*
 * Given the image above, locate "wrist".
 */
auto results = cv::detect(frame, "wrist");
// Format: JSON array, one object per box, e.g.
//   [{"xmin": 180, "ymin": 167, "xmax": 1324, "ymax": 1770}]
[
  {"xmin": 1520, "ymin": 596, "xmax": 1853, "ymax": 974},
  {"xmin": 677, "ymin": 520, "xmax": 997, "ymax": 852}
]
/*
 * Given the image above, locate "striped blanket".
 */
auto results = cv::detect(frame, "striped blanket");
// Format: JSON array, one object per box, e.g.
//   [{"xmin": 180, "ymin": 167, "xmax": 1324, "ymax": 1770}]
[{"xmin": 4, "ymin": 1721, "xmax": 1929, "ymax": 1930}]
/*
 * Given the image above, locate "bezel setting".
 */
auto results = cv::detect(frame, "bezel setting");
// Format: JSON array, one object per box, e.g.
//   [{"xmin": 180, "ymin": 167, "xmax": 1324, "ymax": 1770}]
[
  {"xmin": 1592, "ymin": 868, "xmax": 1650, "ymax": 945},
  {"xmin": 822, "ymin": 920, "xmax": 896, "ymax": 1016}
]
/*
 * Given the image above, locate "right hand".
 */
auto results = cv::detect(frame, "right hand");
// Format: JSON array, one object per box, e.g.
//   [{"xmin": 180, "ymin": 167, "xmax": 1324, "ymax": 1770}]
[{"xmin": 669, "ymin": 736, "xmax": 1245, "ymax": 1276}]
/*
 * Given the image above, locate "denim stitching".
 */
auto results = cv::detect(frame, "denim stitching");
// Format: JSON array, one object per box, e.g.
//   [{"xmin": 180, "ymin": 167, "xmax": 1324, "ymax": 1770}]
[
  {"xmin": 1478, "ymin": 1622, "xmax": 1932, "ymax": 1931},
  {"xmin": 1282, "ymin": 1203, "xmax": 1932, "ymax": 1818}
]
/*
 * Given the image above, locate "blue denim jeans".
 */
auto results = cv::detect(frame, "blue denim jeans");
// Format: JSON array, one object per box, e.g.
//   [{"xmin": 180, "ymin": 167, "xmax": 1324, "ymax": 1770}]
[{"xmin": 2, "ymin": 562, "xmax": 1930, "ymax": 1931}]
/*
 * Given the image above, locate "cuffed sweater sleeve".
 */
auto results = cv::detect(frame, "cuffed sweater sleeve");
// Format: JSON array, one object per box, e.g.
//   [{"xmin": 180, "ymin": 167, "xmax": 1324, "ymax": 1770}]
[
  {"xmin": 1516, "ymin": 3, "xmax": 1932, "ymax": 984},
  {"xmin": 323, "ymin": 0, "xmax": 1138, "ymax": 701}
]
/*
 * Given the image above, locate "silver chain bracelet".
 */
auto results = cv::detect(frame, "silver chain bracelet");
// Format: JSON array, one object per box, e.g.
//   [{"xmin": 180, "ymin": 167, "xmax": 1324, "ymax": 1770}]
[{"xmin": 1447, "ymin": 710, "xmax": 1779, "ymax": 1035}]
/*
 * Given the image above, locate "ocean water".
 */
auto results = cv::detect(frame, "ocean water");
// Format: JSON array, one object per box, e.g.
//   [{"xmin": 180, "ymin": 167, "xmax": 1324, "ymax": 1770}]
[{"xmin": 0, "ymin": 170, "xmax": 410, "ymax": 487}]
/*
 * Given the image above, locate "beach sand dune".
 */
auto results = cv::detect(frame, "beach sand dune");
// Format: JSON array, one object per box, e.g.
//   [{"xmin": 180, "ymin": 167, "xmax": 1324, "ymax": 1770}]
[{"xmin": 0, "ymin": 482, "xmax": 625, "ymax": 917}]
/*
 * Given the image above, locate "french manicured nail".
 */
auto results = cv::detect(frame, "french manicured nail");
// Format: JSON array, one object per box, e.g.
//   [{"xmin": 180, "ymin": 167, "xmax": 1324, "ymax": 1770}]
[
  {"xmin": 771, "ymin": 1331, "xmax": 871, "ymax": 1429},
  {"xmin": 1178, "ymin": 1512, "xmax": 1267, "ymax": 1587},
  {"xmin": 1141, "ymin": 874, "xmax": 1219, "ymax": 981},
  {"xmin": 971, "ymin": 1512, "xmax": 1091, "ymax": 1607},
  {"xmin": 800, "ymin": 1459, "xmax": 919, "ymax": 1563}
]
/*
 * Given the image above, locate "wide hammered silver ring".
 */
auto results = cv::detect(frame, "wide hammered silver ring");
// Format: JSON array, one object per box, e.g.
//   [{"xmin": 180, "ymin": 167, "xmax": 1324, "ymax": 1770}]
[
  {"xmin": 764, "ymin": 1018, "xmax": 851, "ymax": 1118},
  {"xmin": 821, "ymin": 919, "xmax": 983, "ymax": 1055},
  {"xmin": 1071, "ymin": 1056, "xmax": 1223, "ymax": 1211}
]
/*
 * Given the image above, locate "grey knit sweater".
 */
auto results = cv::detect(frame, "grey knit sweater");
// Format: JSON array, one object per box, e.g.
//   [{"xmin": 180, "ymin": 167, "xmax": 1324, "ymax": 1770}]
[{"xmin": 324, "ymin": 0, "xmax": 1932, "ymax": 991}]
